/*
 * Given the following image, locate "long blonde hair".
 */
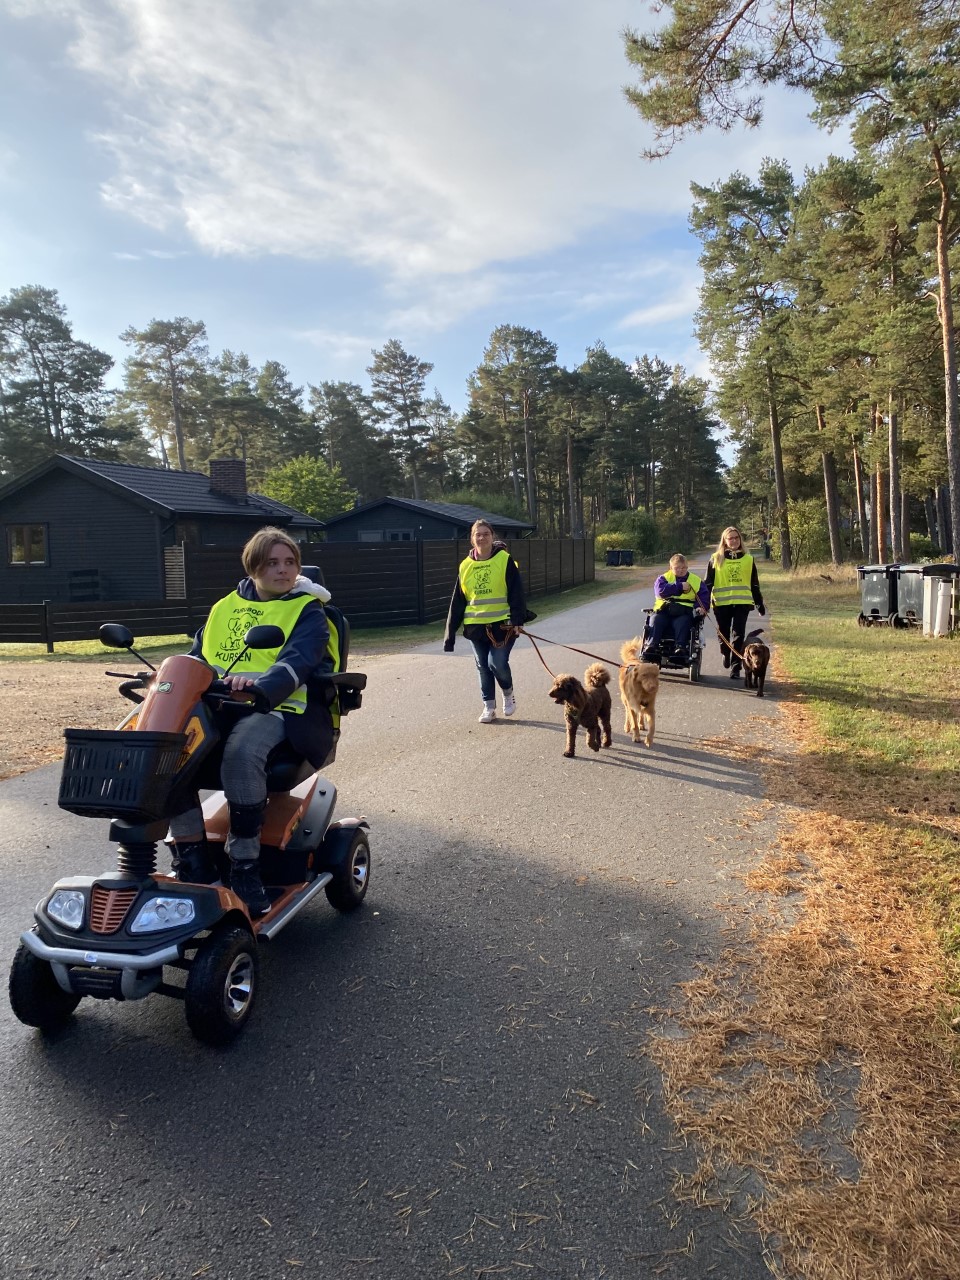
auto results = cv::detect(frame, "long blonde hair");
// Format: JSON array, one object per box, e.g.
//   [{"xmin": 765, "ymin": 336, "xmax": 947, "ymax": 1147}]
[{"xmin": 712, "ymin": 526, "xmax": 743, "ymax": 565}]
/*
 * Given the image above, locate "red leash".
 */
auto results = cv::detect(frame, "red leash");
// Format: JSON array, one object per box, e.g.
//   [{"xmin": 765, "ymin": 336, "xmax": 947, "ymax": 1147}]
[{"xmin": 517, "ymin": 627, "xmax": 623, "ymax": 680}]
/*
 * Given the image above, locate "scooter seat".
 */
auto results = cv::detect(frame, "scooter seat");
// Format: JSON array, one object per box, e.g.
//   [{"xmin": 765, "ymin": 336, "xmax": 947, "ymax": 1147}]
[{"xmin": 265, "ymin": 742, "xmax": 315, "ymax": 793}]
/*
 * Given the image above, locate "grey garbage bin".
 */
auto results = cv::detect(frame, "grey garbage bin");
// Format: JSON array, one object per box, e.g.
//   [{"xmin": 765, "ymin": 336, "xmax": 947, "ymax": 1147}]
[
  {"xmin": 890, "ymin": 564, "xmax": 925, "ymax": 627},
  {"xmin": 922, "ymin": 563, "xmax": 960, "ymax": 635},
  {"xmin": 856, "ymin": 563, "xmax": 898, "ymax": 626}
]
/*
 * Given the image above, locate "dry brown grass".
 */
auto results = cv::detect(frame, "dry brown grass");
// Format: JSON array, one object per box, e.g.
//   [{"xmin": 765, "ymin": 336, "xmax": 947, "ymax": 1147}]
[{"xmin": 649, "ymin": 661, "xmax": 960, "ymax": 1279}]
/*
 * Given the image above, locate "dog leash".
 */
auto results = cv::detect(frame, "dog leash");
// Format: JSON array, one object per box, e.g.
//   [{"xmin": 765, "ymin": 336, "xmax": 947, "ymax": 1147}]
[{"xmin": 517, "ymin": 627, "xmax": 624, "ymax": 678}]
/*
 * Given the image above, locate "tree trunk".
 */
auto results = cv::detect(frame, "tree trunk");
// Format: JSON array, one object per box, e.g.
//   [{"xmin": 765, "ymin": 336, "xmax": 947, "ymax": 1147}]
[
  {"xmin": 511, "ymin": 447, "xmax": 522, "ymax": 508},
  {"xmin": 900, "ymin": 490, "xmax": 911, "ymax": 557},
  {"xmin": 924, "ymin": 489, "xmax": 939, "ymax": 549},
  {"xmin": 166, "ymin": 355, "xmax": 187, "ymax": 470},
  {"xmin": 874, "ymin": 461, "xmax": 888, "ymax": 562},
  {"xmin": 815, "ymin": 405, "xmax": 843, "ymax": 564},
  {"xmin": 522, "ymin": 390, "xmax": 537, "ymax": 527},
  {"xmin": 566, "ymin": 427, "xmax": 581, "ymax": 537},
  {"xmin": 937, "ymin": 483, "xmax": 952, "ymax": 555},
  {"xmin": 852, "ymin": 437, "xmax": 868, "ymax": 559},
  {"xmin": 888, "ymin": 391, "xmax": 903, "ymax": 561},
  {"xmin": 931, "ymin": 142, "xmax": 960, "ymax": 556},
  {"xmin": 765, "ymin": 362, "xmax": 792, "ymax": 568}
]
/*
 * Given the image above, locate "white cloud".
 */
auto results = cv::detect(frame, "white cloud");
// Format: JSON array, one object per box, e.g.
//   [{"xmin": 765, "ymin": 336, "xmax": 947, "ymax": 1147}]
[
  {"xmin": 2, "ymin": 0, "xmax": 844, "ymax": 285},
  {"xmin": 619, "ymin": 283, "xmax": 700, "ymax": 329}
]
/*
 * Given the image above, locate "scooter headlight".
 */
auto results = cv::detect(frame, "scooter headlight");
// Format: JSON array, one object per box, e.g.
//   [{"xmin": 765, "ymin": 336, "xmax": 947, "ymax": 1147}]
[
  {"xmin": 47, "ymin": 889, "xmax": 85, "ymax": 931},
  {"xmin": 130, "ymin": 897, "xmax": 196, "ymax": 934}
]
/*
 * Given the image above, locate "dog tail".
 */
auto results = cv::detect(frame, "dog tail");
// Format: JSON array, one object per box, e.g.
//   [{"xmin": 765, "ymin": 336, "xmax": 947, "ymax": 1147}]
[
  {"xmin": 584, "ymin": 662, "xmax": 610, "ymax": 688},
  {"xmin": 620, "ymin": 636, "xmax": 644, "ymax": 666},
  {"xmin": 745, "ymin": 628, "xmax": 765, "ymax": 642}
]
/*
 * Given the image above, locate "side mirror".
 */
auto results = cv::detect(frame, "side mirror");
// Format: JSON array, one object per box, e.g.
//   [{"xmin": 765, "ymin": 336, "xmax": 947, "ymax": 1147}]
[
  {"xmin": 99, "ymin": 623, "xmax": 135, "ymax": 649},
  {"xmin": 244, "ymin": 624, "xmax": 285, "ymax": 650}
]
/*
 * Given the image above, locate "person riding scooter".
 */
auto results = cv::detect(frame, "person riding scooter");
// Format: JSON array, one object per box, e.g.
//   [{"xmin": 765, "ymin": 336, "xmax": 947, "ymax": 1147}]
[
  {"xmin": 642, "ymin": 553, "xmax": 709, "ymax": 662},
  {"xmin": 168, "ymin": 526, "xmax": 334, "ymax": 915}
]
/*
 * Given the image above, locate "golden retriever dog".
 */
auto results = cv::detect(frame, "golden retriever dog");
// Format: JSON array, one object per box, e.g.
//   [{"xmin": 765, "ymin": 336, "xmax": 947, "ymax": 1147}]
[
  {"xmin": 548, "ymin": 663, "xmax": 613, "ymax": 759},
  {"xmin": 742, "ymin": 629, "xmax": 770, "ymax": 698},
  {"xmin": 618, "ymin": 638, "xmax": 660, "ymax": 746}
]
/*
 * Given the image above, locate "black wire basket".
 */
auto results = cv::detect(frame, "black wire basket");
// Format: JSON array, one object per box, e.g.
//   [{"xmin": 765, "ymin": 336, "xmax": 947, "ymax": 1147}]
[{"xmin": 58, "ymin": 728, "xmax": 188, "ymax": 822}]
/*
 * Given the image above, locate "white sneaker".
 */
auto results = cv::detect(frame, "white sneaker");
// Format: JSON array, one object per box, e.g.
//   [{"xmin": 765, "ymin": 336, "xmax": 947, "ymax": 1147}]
[
  {"xmin": 478, "ymin": 703, "xmax": 496, "ymax": 723},
  {"xmin": 502, "ymin": 691, "xmax": 517, "ymax": 717}
]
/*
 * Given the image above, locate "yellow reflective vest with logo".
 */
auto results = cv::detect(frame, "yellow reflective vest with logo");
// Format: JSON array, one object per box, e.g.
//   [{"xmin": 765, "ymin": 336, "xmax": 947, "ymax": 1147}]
[
  {"xmin": 200, "ymin": 591, "xmax": 319, "ymax": 715},
  {"xmin": 459, "ymin": 550, "xmax": 512, "ymax": 627},
  {"xmin": 710, "ymin": 553, "xmax": 755, "ymax": 608},
  {"xmin": 653, "ymin": 570, "xmax": 702, "ymax": 611}
]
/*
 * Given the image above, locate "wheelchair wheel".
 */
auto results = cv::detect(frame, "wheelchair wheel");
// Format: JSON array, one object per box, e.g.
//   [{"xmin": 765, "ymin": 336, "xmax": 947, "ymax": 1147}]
[{"xmin": 688, "ymin": 653, "xmax": 702, "ymax": 683}]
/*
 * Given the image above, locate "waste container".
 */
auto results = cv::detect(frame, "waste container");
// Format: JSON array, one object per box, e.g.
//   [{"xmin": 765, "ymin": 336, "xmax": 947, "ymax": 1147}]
[
  {"xmin": 604, "ymin": 549, "xmax": 636, "ymax": 566},
  {"xmin": 856, "ymin": 563, "xmax": 898, "ymax": 626},
  {"xmin": 922, "ymin": 563, "xmax": 960, "ymax": 636},
  {"xmin": 890, "ymin": 564, "xmax": 925, "ymax": 627}
]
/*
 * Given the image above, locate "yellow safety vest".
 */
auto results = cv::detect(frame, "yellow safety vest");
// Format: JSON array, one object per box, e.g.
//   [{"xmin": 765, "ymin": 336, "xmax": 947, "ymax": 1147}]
[
  {"xmin": 201, "ymin": 591, "xmax": 318, "ymax": 715},
  {"xmin": 653, "ymin": 570, "xmax": 702, "ymax": 611},
  {"xmin": 711, "ymin": 553, "xmax": 755, "ymax": 608},
  {"xmin": 459, "ymin": 550, "xmax": 512, "ymax": 627}
]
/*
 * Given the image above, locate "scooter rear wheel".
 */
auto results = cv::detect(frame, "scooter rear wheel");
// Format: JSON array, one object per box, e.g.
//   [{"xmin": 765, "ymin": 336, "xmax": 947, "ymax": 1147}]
[
  {"xmin": 184, "ymin": 926, "xmax": 259, "ymax": 1045},
  {"xmin": 325, "ymin": 831, "xmax": 371, "ymax": 912},
  {"xmin": 9, "ymin": 941, "xmax": 81, "ymax": 1031}
]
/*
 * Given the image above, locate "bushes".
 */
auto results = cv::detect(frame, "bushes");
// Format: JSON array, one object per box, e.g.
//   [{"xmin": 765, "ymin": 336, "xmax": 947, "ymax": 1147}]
[{"xmin": 599, "ymin": 509, "xmax": 662, "ymax": 557}]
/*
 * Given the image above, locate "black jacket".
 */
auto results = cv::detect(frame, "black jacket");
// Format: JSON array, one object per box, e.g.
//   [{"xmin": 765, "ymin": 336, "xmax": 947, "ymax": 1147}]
[
  {"xmin": 703, "ymin": 552, "xmax": 765, "ymax": 612},
  {"xmin": 443, "ymin": 545, "xmax": 527, "ymax": 651}
]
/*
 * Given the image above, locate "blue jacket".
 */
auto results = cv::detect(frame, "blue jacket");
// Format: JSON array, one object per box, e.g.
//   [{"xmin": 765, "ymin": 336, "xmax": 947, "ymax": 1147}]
[{"xmin": 190, "ymin": 576, "xmax": 335, "ymax": 766}]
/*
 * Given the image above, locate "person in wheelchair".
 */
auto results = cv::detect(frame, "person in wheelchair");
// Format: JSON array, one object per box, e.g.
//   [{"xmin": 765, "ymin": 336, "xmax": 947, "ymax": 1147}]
[
  {"xmin": 642, "ymin": 553, "xmax": 708, "ymax": 665},
  {"xmin": 167, "ymin": 526, "xmax": 337, "ymax": 914}
]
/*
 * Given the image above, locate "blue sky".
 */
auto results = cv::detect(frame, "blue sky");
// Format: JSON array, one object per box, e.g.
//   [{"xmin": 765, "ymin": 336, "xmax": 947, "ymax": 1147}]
[{"xmin": 1, "ymin": 0, "xmax": 846, "ymax": 423}]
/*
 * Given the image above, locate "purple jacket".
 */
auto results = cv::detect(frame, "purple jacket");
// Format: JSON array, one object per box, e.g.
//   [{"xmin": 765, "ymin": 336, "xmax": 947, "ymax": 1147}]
[{"xmin": 655, "ymin": 571, "xmax": 710, "ymax": 612}]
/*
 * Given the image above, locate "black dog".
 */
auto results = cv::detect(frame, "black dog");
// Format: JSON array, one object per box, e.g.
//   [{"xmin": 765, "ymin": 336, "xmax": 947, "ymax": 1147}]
[{"xmin": 742, "ymin": 629, "xmax": 770, "ymax": 698}]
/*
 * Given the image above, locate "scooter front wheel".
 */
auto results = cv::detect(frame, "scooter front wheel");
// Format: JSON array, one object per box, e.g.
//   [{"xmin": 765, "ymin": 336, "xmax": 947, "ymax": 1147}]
[
  {"xmin": 9, "ymin": 941, "xmax": 81, "ymax": 1031},
  {"xmin": 325, "ymin": 831, "xmax": 371, "ymax": 912},
  {"xmin": 184, "ymin": 926, "xmax": 259, "ymax": 1045}
]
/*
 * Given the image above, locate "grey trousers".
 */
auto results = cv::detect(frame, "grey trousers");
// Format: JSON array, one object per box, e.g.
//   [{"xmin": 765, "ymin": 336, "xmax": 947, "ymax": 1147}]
[{"xmin": 169, "ymin": 712, "xmax": 287, "ymax": 862}]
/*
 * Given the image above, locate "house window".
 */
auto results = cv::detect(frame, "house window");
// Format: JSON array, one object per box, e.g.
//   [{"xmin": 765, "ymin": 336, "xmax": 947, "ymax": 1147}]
[
  {"xmin": 7, "ymin": 523, "xmax": 48, "ymax": 566},
  {"xmin": 358, "ymin": 530, "xmax": 383, "ymax": 542},
  {"xmin": 386, "ymin": 529, "xmax": 413, "ymax": 541}
]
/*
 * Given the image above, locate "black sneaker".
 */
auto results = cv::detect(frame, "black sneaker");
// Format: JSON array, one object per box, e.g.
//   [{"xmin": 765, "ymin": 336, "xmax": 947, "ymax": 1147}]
[
  {"xmin": 229, "ymin": 862, "xmax": 271, "ymax": 915},
  {"xmin": 730, "ymin": 666, "xmax": 742, "ymax": 680},
  {"xmin": 172, "ymin": 841, "xmax": 218, "ymax": 885},
  {"xmin": 722, "ymin": 651, "xmax": 731, "ymax": 669}
]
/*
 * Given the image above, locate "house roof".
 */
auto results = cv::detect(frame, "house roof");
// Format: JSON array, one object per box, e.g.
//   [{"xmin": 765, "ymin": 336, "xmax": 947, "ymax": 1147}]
[
  {"xmin": 322, "ymin": 496, "xmax": 535, "ymax": 531},
  {"xmin": 0, "ymin": 455, "xmax": 324, "ymax": 528}
]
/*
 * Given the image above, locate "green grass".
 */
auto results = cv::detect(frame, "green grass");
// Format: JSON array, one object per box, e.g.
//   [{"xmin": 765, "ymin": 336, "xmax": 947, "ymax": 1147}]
[{"xmin": 764, "ymin": 563, "xmax": 960, "ymax": 974}]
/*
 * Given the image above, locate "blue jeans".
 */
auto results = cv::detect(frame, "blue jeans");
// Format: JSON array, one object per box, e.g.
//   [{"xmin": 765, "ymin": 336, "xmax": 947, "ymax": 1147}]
[{"xmin": 469, "ymin": 631, "xmax": 517, "ymax": 702}]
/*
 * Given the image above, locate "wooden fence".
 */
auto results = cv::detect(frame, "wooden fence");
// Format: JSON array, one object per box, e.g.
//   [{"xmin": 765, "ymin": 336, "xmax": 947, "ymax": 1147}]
[{"xmin": 0, "ymin": 538, "xmax": 594, "ymax": 648}]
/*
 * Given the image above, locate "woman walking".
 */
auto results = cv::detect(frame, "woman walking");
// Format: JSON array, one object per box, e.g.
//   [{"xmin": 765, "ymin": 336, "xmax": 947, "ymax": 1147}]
[
  {"xmin": 444, "ymin": 520, "xmax": 528, "ymax": 722},
  {"xmin": 704, "ymin": 526, "xmax": 765, "ymax": 679}
]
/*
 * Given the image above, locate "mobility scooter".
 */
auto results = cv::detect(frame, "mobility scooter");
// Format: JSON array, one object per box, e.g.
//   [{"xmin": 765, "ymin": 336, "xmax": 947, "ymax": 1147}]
[
  {"xmin": 9, "ymin": 599, "xmax": 369, "ymax": 1045},
  {"xmin": 640, "ymin": 606, "xmax": 705, "ymax": 682}
]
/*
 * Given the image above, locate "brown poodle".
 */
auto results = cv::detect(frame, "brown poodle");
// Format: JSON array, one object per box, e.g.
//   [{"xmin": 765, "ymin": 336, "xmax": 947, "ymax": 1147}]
[
  {"xmin": 742, "ymin": 629, "xmax": 770, "ymax": 698},
  {"xmin": 548, "ymin": 663, "xmax": 613, "ymax": 759},
  {"xmin": 618, "ymin": 638, "xmax": 660, "ymax": 746}
]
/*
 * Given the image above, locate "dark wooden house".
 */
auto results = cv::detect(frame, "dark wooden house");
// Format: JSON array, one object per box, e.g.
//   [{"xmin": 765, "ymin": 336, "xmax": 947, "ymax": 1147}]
[
  {"xmin": 0, "ymin": 455, "xmax": 323, "ymax": 604},
  {"xmin": 321, "ymin": 497, "xmax": 535, "ymax": 543}
]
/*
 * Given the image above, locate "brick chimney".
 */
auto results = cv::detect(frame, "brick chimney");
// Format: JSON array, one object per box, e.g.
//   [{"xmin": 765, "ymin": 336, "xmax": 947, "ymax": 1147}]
[{"xmin": 209, "ymin": 458, "xmax": 247, "ymax": 500}]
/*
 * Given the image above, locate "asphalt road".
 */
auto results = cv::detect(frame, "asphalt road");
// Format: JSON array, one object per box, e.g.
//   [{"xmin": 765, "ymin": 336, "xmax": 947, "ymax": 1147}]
[{"xmin": 1, "ymin": 572, "xmax": 779, "ymax": 1280}]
